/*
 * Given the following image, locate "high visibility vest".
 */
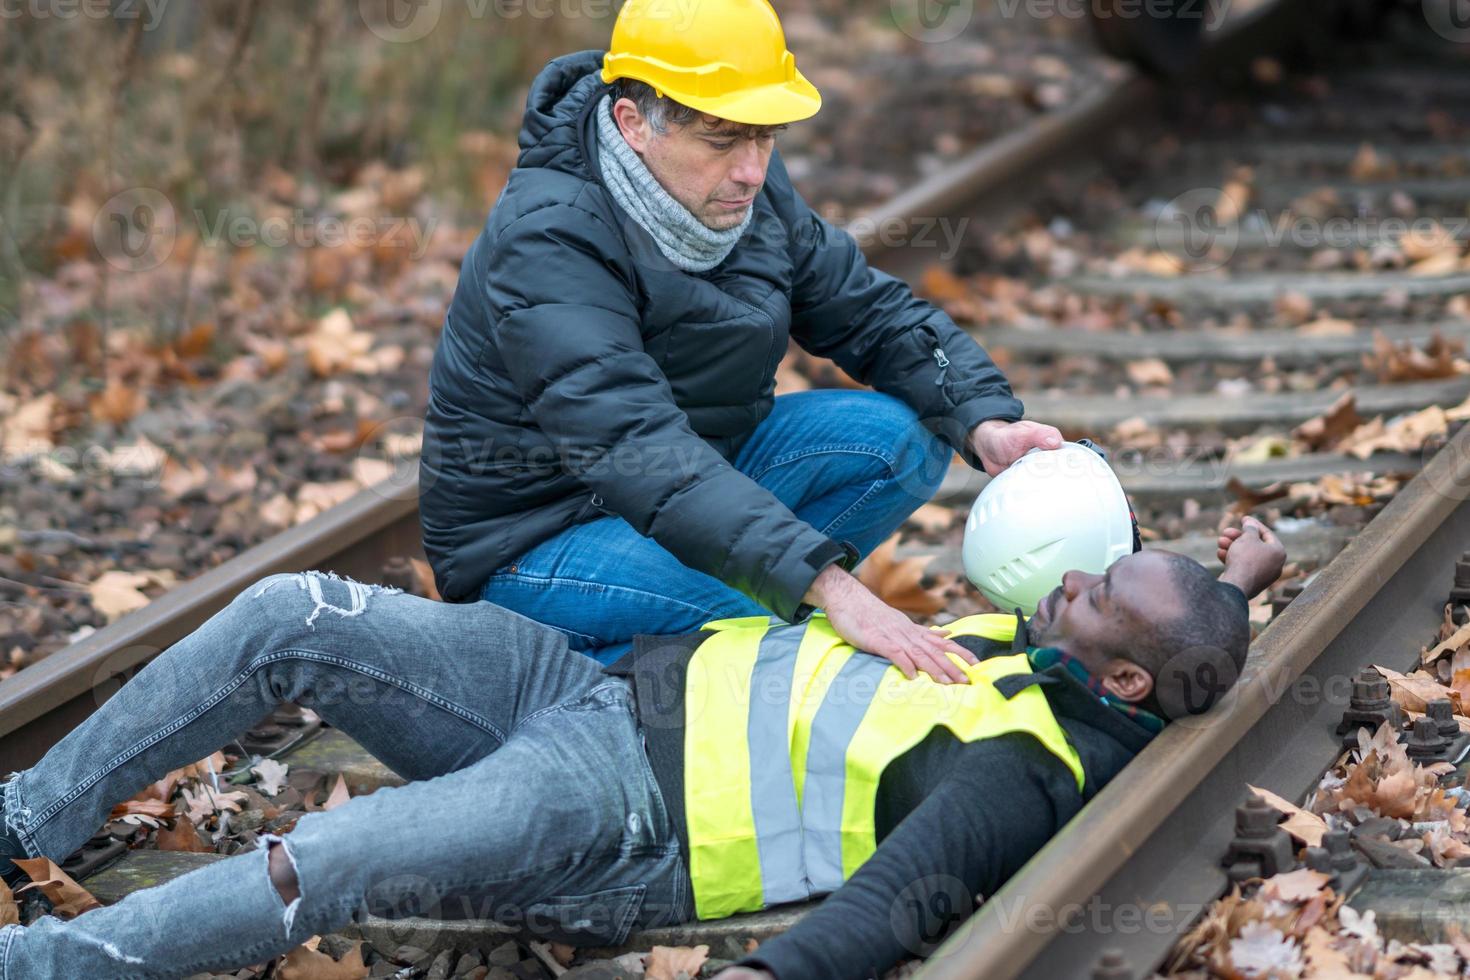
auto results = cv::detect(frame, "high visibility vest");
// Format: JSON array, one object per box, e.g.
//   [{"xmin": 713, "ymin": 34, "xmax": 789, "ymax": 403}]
[{"xmin": 683, "ymin": 612, "xmax": 1086, "ymax": 920}]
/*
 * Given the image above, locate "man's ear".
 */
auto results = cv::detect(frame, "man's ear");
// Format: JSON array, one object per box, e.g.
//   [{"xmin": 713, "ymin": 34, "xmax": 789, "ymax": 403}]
[
  {"xmin": 1101, "ymin": 660, "xmax": 1153, "ymax": 703},
  {"xmin": 612, "ymin": 97, "xmax": 652, "ymax": 154}
]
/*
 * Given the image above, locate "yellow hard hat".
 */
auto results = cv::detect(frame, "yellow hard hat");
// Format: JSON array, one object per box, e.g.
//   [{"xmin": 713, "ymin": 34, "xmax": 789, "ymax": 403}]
[{"xmin": 600, "ymin": 0, "xmax": 821, "ymax": 127}]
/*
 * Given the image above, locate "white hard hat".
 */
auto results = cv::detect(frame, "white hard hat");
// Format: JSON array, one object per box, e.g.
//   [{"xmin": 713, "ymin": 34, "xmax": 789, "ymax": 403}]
[{"xmin": 961, "ymin": 441, "xmax": 1138, "ymax": 616}]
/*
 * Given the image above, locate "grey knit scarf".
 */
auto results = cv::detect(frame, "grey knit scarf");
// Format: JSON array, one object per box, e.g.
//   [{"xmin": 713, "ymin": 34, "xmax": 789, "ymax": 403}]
[{"xmin": 594, "ymin": 93, "xmax": 751, "ymax": 272}]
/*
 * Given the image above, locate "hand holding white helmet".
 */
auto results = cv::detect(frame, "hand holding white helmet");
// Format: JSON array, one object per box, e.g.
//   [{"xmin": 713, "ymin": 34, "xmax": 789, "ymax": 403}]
[{"xmin": 961, "ymin": 441, "xmax": 1139, "ymax": 616}]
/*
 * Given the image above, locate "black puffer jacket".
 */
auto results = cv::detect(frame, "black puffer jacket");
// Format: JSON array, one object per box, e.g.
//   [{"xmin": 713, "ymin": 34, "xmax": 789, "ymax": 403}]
[{"xmin": 419, "ymin": 50, "xmax": 1023, "ymax": 617}]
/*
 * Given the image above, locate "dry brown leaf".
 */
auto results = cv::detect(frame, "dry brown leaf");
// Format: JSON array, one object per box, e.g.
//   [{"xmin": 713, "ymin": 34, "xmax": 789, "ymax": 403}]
[
  {"xmin": 1349, "ymin": 142, "xmax": 1388, "ymax": 181},
  {"xmin": 1301, "ymin": 926, "xmax": 1356, "ymax": 975},
  {"xmin": 260, "ymin": 493, "xmax": 296, "ymax": 528},
  {"xmin": 109, "ymin": 796, "xmax": 175, "ymax": 821},
  {"xmin": 0, "ymin": 393, "xmax": 57, "ymax": 458},
  {"xmin": 12, "ymin": 857, "xmax": 102, "ymax": 917},
  {"xmin": 1375, "ymin": 663, "xmax": 1459, "ymax": 714},
  {"xmin": 178, "ymin": 751, "xmax": 229, "ymax": 782},
  {"xmin": 1247, "ymin": 784, "xmax": 1327, "ymax": 847},
  {"xmin": 1409, "ymin": 250, "xmax": 1463, "ymax": 277},
  {"xmin": 323, "ymin": 774, "xmax": 351, "ymax": 811},
  {"xmin": 1293, "ymin": 393, "xmax": 1362, "ymax": 452},
  {"xmin": 409, "ymin": 558, "xmax": 441, "ymax": 601},
  {"xmin": 155, "ymin": 820, "xmax": 211, "ymax": 853},
  {"xmin": 1126, "ymin": 357, "xmax": 1174, "ymax": 387},
  {"xmin": 1361, "ymin": 330, "xmax": 1464, "ymax": 383},
  {"xmin": 905, "ymin": 504, "xmax": 955, "ymax": 535},
  {"xmin": 1291, "ymin": 888, "xmax": 1330, "ymax": 936},
  {"xmin": 1261, "ymin": 867, "xmax": 1330, "ymax": 904},
  {"xmin": 1341, "ymin": 405, "xmax": 1448, "ymax": 459},
  {"xmin": 171, "ymin": 322, "xmax": 217, "ymax": 360},
  {"xmin": 645, "ymin": 945, "xmax": 710, "ymax": 980},
  {"xmin": 293, "ymin": 481, "xmax": 360, "ymax": 524},
  {"xmin": 1298, "ymin": 316, "xmax": 1356, "ymax": 337},
  {"xmin": 160, "ymin": 458, "xmax": 209, "ymax": 498},
  {"xmin": 1372, "ymin": 768, "xmax": 1419, "ymax": 820},
  {"xmin": 0, "ymin": 879, "xmax": 17, "ymax": 927},
  {"xmin": 857, "ymin": 537, "xmax": 946, "ymax": 618},
  {"xmin": 87, "ymin": 569, "xmax": 177, "ymax": 623},
  {"xmin": 1226, "ymin": 477, "xmax": 1289, "ymax": 513},
  {"xmin": 181, "ymin": 785, "xmax": 249, "ymax": 824},
  {"xmin": 89, "ymin": 378, "xmax": 146, "ymax": 426},
  {"xmin": 919, "ymin": 265, "xmax": 969, "ymax": 304},
  {"xmin": 1451, "ymin": 648, "xmax": 1470, "ymax": 711},
  {"xmin": 304, "ymin": 308, "xmax": 375, "ymax": 378},
  {"xmin": 276, "ymin": 939, "xmax": 368, "ymax": 980},
  {"xmin": 1423, "ymin": 620, "xmax": 1470, "ymax": 667}
]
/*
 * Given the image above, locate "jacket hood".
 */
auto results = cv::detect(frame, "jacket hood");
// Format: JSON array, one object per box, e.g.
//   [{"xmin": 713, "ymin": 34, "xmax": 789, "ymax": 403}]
[{"xmin": 516, "ymin": 49, "xmax": 609, "ymax": 178}]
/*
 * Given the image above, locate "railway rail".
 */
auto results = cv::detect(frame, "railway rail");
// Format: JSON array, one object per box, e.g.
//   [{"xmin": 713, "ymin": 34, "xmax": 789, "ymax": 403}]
[{"xmin": 6, "ymin": 0, "xmax": 1470, "ymax": 977}]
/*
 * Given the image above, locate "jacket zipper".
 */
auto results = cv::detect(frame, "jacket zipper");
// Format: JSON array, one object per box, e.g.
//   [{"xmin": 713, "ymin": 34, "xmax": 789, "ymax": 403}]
[
  {"xmin": 918, "ymin": 322, "xmax": 950, "ymax": 387},
  {"xmin": 932, "ymin": 345, "xmax": 950, "ymax": 385}
]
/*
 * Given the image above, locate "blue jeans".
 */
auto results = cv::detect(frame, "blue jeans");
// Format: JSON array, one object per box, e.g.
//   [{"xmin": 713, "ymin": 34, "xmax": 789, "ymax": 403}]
[
  {"xmin": 480, "ymin": 389, "xmax": 951, "ymax": 663},
  {"xmin": 0, "ymin": 571, "xmax": 692, "ymax": 979}
]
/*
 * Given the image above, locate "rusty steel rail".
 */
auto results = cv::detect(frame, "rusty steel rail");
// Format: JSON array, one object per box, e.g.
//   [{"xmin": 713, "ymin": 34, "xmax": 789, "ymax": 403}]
[
  {"xmin": 0, "ymin": 480, "xmax": 421, "ymax": 768},
  {"xmin": 920, "ymin": 431, "xmax": 1470, "ymax": 980}
]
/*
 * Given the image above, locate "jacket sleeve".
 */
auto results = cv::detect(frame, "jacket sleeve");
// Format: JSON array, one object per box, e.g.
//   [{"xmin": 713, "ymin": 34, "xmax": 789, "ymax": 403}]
[
  {"xmin": 734, "ymin": 733, "xmax": 1082, "ymax": 980},
  {"xmin": 484, "ymin": 200, "xmax": 849, "ymax": 622},
  {"xmin": 772, "ymin": 152, "xmax": 1024, "ymax": 459}
]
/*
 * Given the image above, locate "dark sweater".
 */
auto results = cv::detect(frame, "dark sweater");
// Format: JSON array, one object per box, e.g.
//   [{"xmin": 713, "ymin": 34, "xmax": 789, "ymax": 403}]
[{"xmin": 602, "ymin": 630, "xmax": 1156, "ymax": 980}]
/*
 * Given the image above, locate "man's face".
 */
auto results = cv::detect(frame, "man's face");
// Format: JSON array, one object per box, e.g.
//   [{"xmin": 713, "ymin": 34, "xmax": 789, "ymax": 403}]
[
  {"xmin": 1025, "ymin": 551, "xmax": 1186, "ymax": 696},
  {"xmin": 612, "ymin": 98, "xmax": 781, "ymax": 230}
]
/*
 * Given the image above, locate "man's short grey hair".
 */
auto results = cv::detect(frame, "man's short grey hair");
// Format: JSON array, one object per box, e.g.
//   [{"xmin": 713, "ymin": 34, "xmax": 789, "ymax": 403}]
[{"xmin": 608, "ymin": 77, "xmax": 789, "ymax": 140}]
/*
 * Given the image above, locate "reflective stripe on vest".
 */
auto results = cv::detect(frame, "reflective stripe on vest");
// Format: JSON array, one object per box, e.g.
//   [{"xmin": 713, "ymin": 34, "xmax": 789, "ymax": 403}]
[{"xmin": 684, "ymin": 612, "xmax": 1086, "ymax": 919}]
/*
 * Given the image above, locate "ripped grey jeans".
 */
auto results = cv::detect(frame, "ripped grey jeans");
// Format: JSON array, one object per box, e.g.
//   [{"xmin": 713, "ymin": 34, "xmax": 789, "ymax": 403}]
[{"xmin": 0, "ymin": 571, "xmax": 692, "ymax": 979}]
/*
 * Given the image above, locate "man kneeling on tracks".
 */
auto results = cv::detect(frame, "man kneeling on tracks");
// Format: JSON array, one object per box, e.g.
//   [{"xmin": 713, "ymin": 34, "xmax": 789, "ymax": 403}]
[{"xmin": 0, "ymin": 476, "xmax": 1284, "ymax": 980}]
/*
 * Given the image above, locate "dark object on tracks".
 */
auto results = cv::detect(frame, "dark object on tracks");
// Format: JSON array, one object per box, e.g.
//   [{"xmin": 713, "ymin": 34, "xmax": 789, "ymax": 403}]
[
  {"xmin": 1336, "ymin": 667, "xmax": 1404, "ymax": 748},
  {"xmin": 1404, "ymin": 716, "xmax": 1450, "ymax": 765},
  {"xmin": 1304, "ymin": 829, "xmax": 1368, "ymax": 896},
  {"xmin": 1426, "ymin": 699, "xmax": 1470, "ymax": 765},
  {"xmin": 1450, "ymin": 551, "xmax": 1470, "ymax": 622},
  {"xmin": 1222, "ymin": 795, "xmax": 1297, "ymax": 883}
]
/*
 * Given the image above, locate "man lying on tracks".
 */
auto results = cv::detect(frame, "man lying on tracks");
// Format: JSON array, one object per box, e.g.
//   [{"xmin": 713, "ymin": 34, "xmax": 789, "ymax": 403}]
[
  {"xmin": 421, "ymin": 0, "xmax": 1064, "ymax": 670},
  {"xmin": 0, "ymin": 516, "xmax": 1284, "ymax": 980}
]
